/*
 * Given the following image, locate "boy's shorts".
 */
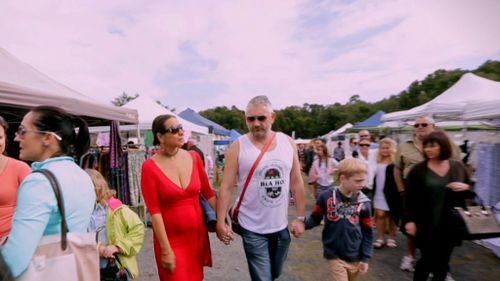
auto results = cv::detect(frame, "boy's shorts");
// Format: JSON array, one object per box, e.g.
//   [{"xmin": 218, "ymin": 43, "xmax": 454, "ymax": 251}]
[{"xmin": 327, "ymin": 259, "xmax": 360, "ymax": 281}]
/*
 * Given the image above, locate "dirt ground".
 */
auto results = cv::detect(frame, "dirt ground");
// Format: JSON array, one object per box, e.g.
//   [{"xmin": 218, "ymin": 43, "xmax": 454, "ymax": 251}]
[
  {"xmin": 137, "ymin": 219, "xmax": 500, "ymax": 281},
  {"xmin": 137, "ymin": 178, "xmax": 500, "ymax": 281}
]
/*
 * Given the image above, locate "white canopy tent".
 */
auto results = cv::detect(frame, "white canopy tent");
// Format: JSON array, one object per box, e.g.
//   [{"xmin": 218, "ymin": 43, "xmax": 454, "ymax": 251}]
[
  {"xmin": 463, "ymin": 100, "xmax": 500, "ymax": 121},
  {"xmin": 323, "ymin": 123, "xmax": 353, "ymax": 140},
  {"xmin": 122, "ymin": 96, "xmax": 208, "ymax": 134},
  {"xmin": 0, "ymin": 48, "xmax": 138, "ymax": 124},
  {"xmin": 381, "ymin": 73, "xmax": 500, "ymax": 123},
  {"xmin": 89, "ymin": 96, "xmax": 208, "ymax": 134}
]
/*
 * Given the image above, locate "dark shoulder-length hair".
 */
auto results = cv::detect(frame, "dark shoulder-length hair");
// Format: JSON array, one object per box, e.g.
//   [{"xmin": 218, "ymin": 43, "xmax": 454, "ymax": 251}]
[
  {"xmin": 422, "ymin": 130, "xmax": 452, "ymax": 160},
  {"xmin": 0, "ymin": 115, "xmax": 8, "ymax": 155},
  {"xmin": 152, "ymin": 114, "xmax": 176, "ymax": 146},
  {"xmin": 31, "ymin": 106, "xmax": 90, "ymax": 158}
]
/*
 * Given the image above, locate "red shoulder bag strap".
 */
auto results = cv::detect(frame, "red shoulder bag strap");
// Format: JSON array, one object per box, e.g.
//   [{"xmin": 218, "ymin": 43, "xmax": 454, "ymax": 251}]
[{"xmin": 232, "ymin": 132, "xmax": 277, "ymax": 221}]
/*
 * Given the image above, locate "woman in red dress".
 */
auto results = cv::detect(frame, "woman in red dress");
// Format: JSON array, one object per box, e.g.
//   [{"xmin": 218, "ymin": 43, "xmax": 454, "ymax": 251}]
[{"xmin": 141, "ymin": 114, "xmax": 216, "ymax": 281}]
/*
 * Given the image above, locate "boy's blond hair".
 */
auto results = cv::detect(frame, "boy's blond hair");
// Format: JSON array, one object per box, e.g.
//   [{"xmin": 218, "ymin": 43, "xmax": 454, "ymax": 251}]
[
  {"xmin": 85, "ymin": 169, "xmax": 117, "ymax": 205},
  {"xmin": 336, "ymin": 158, "xmax": 367, "ymax": 180}
]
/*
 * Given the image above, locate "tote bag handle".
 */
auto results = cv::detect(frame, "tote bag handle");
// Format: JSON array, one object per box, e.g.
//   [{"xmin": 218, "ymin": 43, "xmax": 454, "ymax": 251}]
[{"xmin": 33, "ymin": 169, "xmax": 69, "ymax": 250}]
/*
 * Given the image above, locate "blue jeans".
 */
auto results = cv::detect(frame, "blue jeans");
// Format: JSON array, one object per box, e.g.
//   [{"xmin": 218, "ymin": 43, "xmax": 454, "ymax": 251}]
[{"xmin": 240, "ymin": 226, "xmax": 291, "ymax": 281}]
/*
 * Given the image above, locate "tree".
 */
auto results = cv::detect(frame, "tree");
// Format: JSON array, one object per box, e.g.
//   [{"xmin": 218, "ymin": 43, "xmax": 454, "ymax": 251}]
[
  {"xmin": 200, "ymin": 106, "xmax": 246, "ymax": 133},
  {"xmin": 191, "ymin": 60, "xmax": 500, "ymax": 138},
  {"xmin": 155, "ymin": 100, "xmax": 176, "ymax": 113},
  {"xmin": 111, "ymin": 92, "xmax": 139, "ymax": 106}
]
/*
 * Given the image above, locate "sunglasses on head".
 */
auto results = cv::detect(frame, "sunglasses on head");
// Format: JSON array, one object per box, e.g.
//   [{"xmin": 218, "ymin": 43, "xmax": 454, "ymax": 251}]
[
  {"xmin": 414, "ymin": 123, "xmax": 429, "ymax": 128},
  {"xmin": 163, "ymin": 124, "xmax": 183, "ymax": 134},
  {"xmin": 15, "ymin": 125, "xmax": 62, "ymax": 141},
  {"xmin": 246, "ymin": 115, "xmax": 267, "ymax": 122},
  {"xmin": 359, "ymin": 143, "xmax": 371, "ymax": 147}
]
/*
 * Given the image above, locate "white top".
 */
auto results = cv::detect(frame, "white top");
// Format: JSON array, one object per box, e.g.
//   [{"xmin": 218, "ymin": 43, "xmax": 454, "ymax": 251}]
[
  {"xmin": 311, "ymin": 157, "xmax": 337, "ymax": 187},
  {"xmin": 358, "ymin": 150, "xmax": 378, "ymax": 189},
  {"xmin": 373, "ymin": 163, "xmax": 389, "ymax": 211},
  {"xmin": 236, "ymin": 132, "xmax": 294, "ymax": 234}
]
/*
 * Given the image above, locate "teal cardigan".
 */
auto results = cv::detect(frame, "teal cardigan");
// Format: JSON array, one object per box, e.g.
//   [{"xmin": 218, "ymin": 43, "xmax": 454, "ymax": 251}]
[{"xmin": 2, "ymin": 157, "xmax": 96, "ymax": 277}]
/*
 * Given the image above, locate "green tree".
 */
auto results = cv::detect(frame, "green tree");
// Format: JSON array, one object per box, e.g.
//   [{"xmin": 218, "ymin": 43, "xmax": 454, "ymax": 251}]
[
  {"xmin": 198, "ymin": 60, "xmax": 500, "ymax": 138},
  {"xmin": 155, "ymin": 100, "xmax": 176, "ymax": 113},
  {"xmin": 200, "ymin": 106, "xmax": 246, "ymax": 133},
  {"xmin": 111, "ymin": 92, "xmax": 139, "ymax": 106}
]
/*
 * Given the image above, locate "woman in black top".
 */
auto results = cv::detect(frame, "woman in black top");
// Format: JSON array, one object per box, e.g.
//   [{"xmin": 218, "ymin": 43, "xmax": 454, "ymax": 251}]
[{"xmin": 404, "ymin": 130, "xmax": 473, "ymax": 281}]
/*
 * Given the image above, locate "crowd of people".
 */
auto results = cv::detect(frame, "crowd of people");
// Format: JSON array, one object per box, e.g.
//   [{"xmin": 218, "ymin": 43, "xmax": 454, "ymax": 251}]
[{"xmin": 0, "ymin": 95, "xmax": 476, "ymax": 281}]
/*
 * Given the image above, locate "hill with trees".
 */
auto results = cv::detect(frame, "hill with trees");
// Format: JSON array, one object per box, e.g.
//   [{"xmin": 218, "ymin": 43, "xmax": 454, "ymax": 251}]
[{"xmin": 200, "ymin": 60, "xmax": 500, "ymax": 138}]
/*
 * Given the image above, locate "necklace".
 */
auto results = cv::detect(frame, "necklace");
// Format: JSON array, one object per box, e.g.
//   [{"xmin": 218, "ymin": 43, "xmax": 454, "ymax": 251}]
[{"xmin": 163, "ymin": 148, "xmax": 179, "ymax": 158}]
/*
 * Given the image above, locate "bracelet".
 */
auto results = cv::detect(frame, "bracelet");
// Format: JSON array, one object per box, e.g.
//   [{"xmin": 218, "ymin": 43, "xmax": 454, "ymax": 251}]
[{"xmin": 296, "ymin": 216, "xmax": 306, "ymax": 222}]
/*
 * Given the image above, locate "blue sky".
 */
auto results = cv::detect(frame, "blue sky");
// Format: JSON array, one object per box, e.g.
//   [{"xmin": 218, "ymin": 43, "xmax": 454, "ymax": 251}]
[{"xmin": 0, "ymin": 0, "xmax": 499, "ymax": 111}]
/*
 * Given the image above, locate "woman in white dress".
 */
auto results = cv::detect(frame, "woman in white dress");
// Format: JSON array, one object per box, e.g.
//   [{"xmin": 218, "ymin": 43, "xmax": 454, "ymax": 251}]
[{"xmin": 372, "ymin": 137, "xmax": 400, "ymax": 249}]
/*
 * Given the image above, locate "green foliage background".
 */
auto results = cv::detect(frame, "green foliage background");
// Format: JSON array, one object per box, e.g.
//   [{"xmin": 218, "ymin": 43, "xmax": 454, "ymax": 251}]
[{"xmin": 199, "ymin": 60, "xmax": 500, "ymax": 138}]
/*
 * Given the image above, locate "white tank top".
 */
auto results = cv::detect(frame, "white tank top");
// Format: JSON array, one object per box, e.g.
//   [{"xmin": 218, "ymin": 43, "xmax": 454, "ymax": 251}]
[{"xmin": 236, "ymin": 132, "xmax": 294, "ymax": 234}]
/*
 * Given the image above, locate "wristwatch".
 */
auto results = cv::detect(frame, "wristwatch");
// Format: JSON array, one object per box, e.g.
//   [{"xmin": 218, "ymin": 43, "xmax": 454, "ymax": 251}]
[{"xmin": 296, "ymin": 216, "xmax": 306, "ymax": 222}]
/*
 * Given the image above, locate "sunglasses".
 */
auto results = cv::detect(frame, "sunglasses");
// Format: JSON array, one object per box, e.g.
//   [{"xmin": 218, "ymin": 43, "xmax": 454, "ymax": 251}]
[
  {"xmin": 351, "ymin": 142, "xmax": 358, "ymax": 145},
  {"xmin": 163, "ymin": 124, "xmax": 183, "ymax": 134},
  {"xmin": 414, "ymin": 123, "xmax": 429, "ymax": 128},
  {"xmin": 359, "ymin": 135, "xmax": 369, "ymax": 138},
  {"xmin": 15, "ymin": 126, "xmax": 62, "ymax": 141},
  {"xmin": 246, "ymin": 115, "xmax": 267, "ymax": 122},
  {"xmin": 359, "ymin": 143, "xmax": 371, "ymax": 147}
]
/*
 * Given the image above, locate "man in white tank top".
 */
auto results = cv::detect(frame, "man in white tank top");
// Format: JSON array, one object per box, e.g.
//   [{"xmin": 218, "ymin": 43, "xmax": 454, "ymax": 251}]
[{"xmin": 216, "ymin": 95, "xmax": 307, "ymax": 281}]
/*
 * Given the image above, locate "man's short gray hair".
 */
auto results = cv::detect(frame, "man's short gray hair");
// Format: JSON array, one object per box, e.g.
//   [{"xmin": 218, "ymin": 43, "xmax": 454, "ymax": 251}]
[
  {"xmin": 415, "ymin": 115, "xmax": 435, "ymax": 124},
  {"xmin": 246, "ymin": 95, "xmax": 273, "ymax": 113}
]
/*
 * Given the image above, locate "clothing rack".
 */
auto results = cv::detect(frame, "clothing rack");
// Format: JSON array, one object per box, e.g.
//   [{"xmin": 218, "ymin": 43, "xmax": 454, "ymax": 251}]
[{"xmin": 80, "ymin": 147, "xmax": 147, "ymax": 220}]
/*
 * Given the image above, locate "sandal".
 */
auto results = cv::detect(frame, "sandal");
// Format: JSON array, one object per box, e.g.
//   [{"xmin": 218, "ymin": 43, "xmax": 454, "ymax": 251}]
[
  {"xmin": 373, "ymin": 239, "xmax": 385, "ymax": 249},
  {"xmin": 386, "ymin": 239, "xmax": 397, "ymax": 248}
]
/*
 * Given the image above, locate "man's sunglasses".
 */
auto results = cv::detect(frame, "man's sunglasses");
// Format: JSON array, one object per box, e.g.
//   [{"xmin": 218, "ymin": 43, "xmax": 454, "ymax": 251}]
[
  {"xmin": 15, "ymin": 126, "xmax": 62, "ymax": 141},
  {"xmin": 414, "ymin": 123, "xmax": 429, "ymax": 128},
  {"xmin": 359, "ymin": 143, "xmax": 371, "ymax": 147},
  {"xmin": 163, "ymin": 124, "xmax": 183, "ymax": 134},
  {"xmin": 246, "ymin": 115, "xmax": 267, "ymax": 122}
]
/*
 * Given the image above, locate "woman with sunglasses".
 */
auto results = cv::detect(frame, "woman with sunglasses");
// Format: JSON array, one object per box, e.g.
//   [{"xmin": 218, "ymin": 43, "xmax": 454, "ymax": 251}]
[
  {"xmin": 404, "ymin": 130, "xmax": 473, "ymax": 281},
  {"xmin": 357, "ymin": 139, "xmax": 377, "ymax": 198},
  {"xmin": 0, "ymin": 116, "xmax": 31, "ymax": 243},
  {"xmin": 2, "ymin": 106, "xmax": 96, "ymax": 278},
  {"xmin": 141, "ymin": 114, "xmax": 216, "ymax": 281}
]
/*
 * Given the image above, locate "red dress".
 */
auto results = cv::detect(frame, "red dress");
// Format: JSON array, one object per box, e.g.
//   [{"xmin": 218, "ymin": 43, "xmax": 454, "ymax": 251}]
[{"xmin": 141, "ymin": 152, "xmax": 215, "ymax": 281}]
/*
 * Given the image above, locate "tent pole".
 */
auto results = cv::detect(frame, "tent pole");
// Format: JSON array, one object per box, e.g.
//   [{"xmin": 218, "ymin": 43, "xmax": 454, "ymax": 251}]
[{"xmin": 136, "ymin": 123, "xmax": 141, "ymax": 145}]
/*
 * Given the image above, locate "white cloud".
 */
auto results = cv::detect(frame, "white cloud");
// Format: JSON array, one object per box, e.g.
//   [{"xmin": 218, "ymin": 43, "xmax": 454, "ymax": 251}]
[{"xmin": 0, "ymin": 0, "xmax": 499, "ymax": 112}]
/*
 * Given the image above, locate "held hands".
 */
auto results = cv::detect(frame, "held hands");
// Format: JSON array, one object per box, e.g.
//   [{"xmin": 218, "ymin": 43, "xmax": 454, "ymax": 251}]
[
  {"xmin": 405, "ymin": 222, "xmax": 417, "ymax": 236},
  {"xmin": 216, "ymin": 221, "xmax": 234, "ymax": 245},
  {"xmin": 161, "ymin": 250, "xmax": 176, "ymax": 273},
  {"xmin": 98, "ymin": 245, "xmax": 120, "ymax": 258},
  {"xmin": 290, "ymin": 219, "xmax": 305, "ymax": 238},
  {"xmin": 358, "ymin": 262, "xmax": 369, "ymax": 274},
  {"xmin": 447, "ymin": 182, "xmax": 470, "ymax": 192}
]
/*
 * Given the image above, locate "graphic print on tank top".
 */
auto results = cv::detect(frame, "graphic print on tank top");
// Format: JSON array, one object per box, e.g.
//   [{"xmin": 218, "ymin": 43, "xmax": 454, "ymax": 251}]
[{"xmin": 256, "ymin": 159, "xmax": 288, "ymax": 207}]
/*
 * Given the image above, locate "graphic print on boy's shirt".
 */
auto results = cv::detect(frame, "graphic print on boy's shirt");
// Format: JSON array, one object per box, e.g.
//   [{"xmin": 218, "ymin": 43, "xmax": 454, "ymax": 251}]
[{"xmin": 326, "ymin": 195, "xmax": 363, "ymax": 225}]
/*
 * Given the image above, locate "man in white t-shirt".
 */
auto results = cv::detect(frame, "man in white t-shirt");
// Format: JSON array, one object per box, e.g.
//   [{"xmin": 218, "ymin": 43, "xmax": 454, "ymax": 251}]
[{"xmin": 216, "ymin": 95, "xmax": 307, "ymax": 281}]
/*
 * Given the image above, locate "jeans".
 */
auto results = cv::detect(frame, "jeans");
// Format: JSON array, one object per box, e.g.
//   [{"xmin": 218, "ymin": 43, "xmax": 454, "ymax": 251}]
[{"xmin": 241, "ymin": 226, "xmax": 291, "ymax": 281}]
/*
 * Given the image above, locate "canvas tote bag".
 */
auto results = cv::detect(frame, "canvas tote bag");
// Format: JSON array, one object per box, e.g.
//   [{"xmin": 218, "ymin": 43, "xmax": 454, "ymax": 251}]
[
  {"xmin": 452, "ymin": 193, "xmax": 500, "ymax": 240},
  {"xmin": 17, "ymin": 169, "xmax": 99, "ymax": 281}
]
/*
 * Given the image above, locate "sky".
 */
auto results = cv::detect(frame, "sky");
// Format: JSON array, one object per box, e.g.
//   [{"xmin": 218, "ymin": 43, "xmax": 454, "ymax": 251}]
[{"xmin": 1, "ymin": 0, "xmax": 499, "ymax": 112}]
